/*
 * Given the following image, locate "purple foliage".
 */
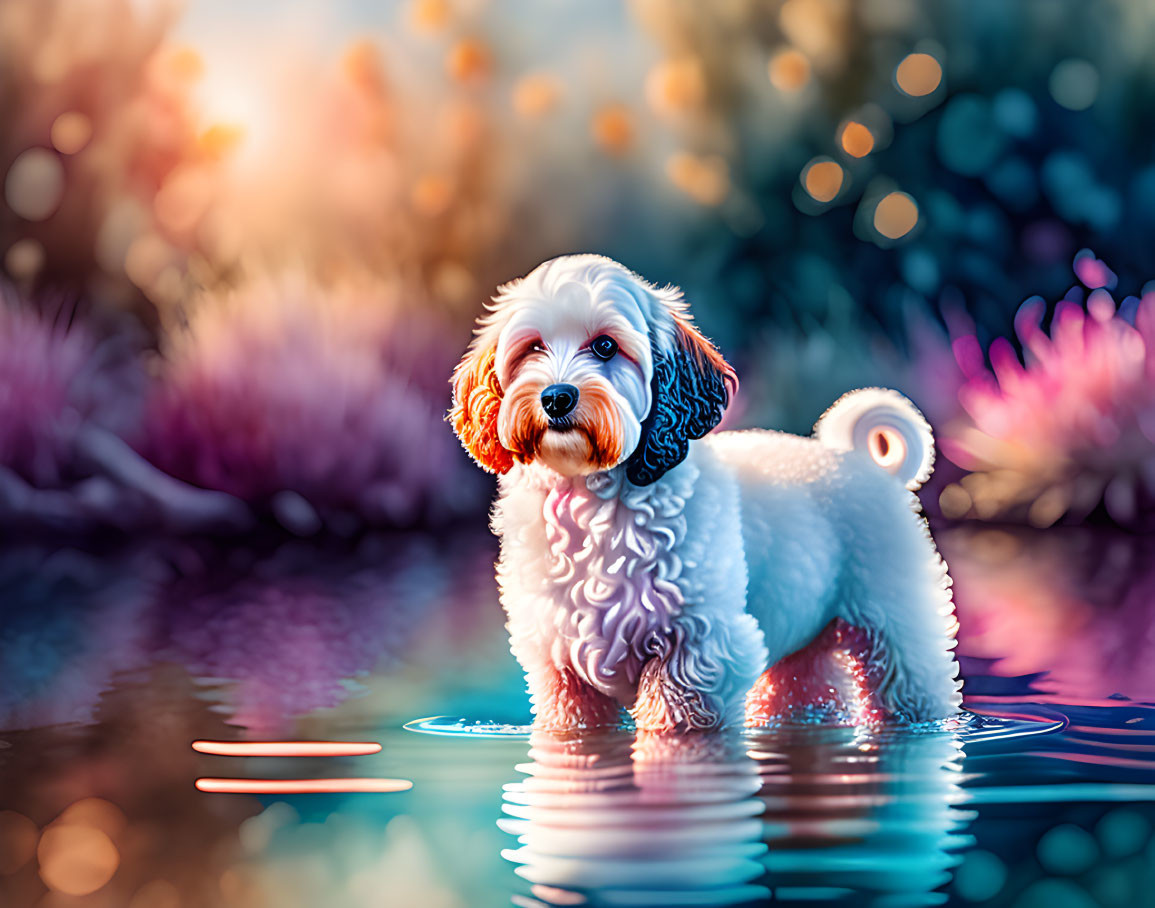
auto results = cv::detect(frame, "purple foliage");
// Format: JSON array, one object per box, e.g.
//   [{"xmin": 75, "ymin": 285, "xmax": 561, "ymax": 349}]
[
  {"xmin": 0, "ymin": 287, "xmax": 144, "ymax": 486},
  {"xmin": 144, "ymin": 279, "xmax": 480, "ymax": 527}
]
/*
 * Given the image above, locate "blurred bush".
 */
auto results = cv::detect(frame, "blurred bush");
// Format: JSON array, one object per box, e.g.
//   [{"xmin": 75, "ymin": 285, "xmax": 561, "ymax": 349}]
[
  {"xmin": 2, "ymin": 0, "xmax": 1155, "ymax": 533},
  {"xmin": 144, "ymin": 278, "xmax": 481, "ymax": 530}
]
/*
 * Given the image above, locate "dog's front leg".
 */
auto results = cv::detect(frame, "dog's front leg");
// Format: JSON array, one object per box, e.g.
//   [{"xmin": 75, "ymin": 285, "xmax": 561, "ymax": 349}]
[
  {"xmin": 528, "ymin": 663, "xmax": 623, "ymax": 731},
  {"xmin": 632, "ymin": 657, "xmax": 727, "ymax": 732},
  {"xmin": 632, "ymin": 614, "xmax": 766, "ymax": 732}
]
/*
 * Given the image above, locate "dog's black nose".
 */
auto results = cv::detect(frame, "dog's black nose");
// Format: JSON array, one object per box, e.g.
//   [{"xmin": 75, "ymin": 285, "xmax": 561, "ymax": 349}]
[{"xmin": 541, "ymin": 383, "xmax": 579, "ymax": 419}]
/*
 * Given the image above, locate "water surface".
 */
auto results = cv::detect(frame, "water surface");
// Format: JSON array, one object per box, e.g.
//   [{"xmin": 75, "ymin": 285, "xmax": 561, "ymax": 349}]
[{"xmin": 1, "ymin": 525, "xmax": 1154, "ymax": 907}]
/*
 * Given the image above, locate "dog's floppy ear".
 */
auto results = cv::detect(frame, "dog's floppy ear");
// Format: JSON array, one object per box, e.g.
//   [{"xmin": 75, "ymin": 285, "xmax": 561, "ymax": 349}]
[
  {"xmin": 626, "ymin": 313, "xmax": 737, "ymax": 486},
  {"xmin": 450, "ymin": 340, "xmax": 515, "ymax": 474}
]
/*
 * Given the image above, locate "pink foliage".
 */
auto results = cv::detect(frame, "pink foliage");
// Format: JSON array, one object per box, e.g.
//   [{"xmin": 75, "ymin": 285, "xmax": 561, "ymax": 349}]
[{"xmin": 939, "ymin": 253, "xmax": 1155, "ymax": 526}]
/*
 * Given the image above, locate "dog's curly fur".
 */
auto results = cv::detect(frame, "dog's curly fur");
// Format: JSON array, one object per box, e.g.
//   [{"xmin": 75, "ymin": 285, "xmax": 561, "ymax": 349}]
[{"xmin": 451, "ymin": 255, "xmax": 962, "ymax": 731}]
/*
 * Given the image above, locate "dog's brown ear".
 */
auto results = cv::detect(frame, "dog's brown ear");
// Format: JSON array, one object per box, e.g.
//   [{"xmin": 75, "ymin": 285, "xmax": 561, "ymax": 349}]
[
  {"xmin": 450, "ymin": 341, "xmax": 515, "ymax": 474},
  {"xmin": 626, "ymin": 314, "xmax": 737, "ymax": 486}
]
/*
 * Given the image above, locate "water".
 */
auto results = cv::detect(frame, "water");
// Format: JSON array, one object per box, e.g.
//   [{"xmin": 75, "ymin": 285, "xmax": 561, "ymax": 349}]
[{"xmin": 1, "ymin": 525, "xmax": 1154, "ymax": 907}]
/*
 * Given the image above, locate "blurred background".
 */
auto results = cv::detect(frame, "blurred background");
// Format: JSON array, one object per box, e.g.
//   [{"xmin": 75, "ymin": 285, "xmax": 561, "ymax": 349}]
[{"xmin": 3, "ymin": 1, "xmax": 1155, "ymax": 907}]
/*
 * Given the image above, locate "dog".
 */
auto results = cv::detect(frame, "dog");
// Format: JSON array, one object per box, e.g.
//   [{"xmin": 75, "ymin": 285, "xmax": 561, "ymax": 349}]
[{"xmin": 450, "ymin": 254, "xmax": 962, "ymax": 731}]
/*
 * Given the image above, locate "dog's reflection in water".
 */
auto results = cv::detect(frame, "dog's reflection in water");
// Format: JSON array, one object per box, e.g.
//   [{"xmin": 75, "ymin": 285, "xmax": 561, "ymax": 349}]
[
  {"xmin": 501, "ymin": 726, "xmax": 971, "ymax": 908},
  {"xmin": 501, "ymin": 729, "xmax": 768, "ymax": 907}
]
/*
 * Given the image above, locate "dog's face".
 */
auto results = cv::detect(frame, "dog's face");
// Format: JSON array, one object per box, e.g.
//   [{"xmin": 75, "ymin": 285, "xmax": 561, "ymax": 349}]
[{"xmin": 450, "ymin": 255, "xmax": 737, "ymax": 484}]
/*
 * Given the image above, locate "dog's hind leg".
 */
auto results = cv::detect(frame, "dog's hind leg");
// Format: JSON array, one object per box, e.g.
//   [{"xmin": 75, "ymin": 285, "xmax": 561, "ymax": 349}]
[
  {"xmin": 841, "ymin": 547, "xmax": 962, "ymax": 722},
  {"xmin": 745, "ymin": 620, "xmax": 886, "ymax": 725}
]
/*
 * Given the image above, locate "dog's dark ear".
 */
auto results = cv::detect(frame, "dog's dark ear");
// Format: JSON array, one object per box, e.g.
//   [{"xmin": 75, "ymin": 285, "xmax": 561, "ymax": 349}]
[
  {"xmin": 626, "ymin": 315, "xmax": 737, "ymax": 485},
  {"xmin": 449, "ymin": 340, "xmax": 515, "ymax": 474}
]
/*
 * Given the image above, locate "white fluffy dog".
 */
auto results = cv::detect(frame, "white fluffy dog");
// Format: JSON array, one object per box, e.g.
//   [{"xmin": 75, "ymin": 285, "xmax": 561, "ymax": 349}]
[{"xmin": 451, "ymin": 255, "xmax": 961, "ymax": 732}]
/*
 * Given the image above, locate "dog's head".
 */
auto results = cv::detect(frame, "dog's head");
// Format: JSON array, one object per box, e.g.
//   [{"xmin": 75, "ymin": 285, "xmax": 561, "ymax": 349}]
[{"xmin": 450, "ymin": 255, "xmax": 736, "ymax": 484}]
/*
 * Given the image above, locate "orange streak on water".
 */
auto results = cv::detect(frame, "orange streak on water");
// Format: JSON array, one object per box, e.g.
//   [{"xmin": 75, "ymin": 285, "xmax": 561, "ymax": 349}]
[
  {"xmin": 195, "ymin": 778, "xmax": 412, "ymax": 794},
  {"xmin": 191, "ymin": 741, "xmax": 382, "ymax": 757}
]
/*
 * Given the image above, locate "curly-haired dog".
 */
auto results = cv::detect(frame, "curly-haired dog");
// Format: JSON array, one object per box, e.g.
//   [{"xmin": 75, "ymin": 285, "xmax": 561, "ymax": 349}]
[{"xmin": 450, "ymin": 255, "xmax": 962, "ymax": 731}]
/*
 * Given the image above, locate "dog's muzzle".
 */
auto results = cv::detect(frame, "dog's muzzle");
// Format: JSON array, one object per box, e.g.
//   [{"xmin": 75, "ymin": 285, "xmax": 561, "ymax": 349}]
[{"xmin": 541, "ymin": 383, "xmax": 579, "ymax": 420}]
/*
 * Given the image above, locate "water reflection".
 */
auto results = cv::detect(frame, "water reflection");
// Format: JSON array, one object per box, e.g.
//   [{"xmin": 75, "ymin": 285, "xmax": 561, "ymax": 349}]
[
  {"xmin": 0, "ymin": 532, "xmax": 496, "ymax": 736},
  {"xmin": 161, "ymin": 536, "xmax": 455, "ymax": 734},
  {"xmin": 0, "ymin": 545, "xmax": 157, "ymax": 729},
  {"xmin": 940, "ymin": 525, "xmax": 1155, "ymax": 703},
  {"xmin": 503, "ymin": 729, "xmax": 768, "ymax": 907},
  {"xmin": 753, "ymin": 725, "xmax": 970, "ymax": 906},
  {"xmin": 502, "ymin": 724, "xmax": 972, "ymax": 907}
]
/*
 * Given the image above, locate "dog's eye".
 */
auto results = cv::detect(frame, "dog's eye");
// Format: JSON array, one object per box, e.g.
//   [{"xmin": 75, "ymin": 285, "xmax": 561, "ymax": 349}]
[
  {"xmin": 528, "ymin": 340, "xmax": 546, "ymax": 354},
  {"xmin": 590, "ymin": 335, "xmax": 618, "ymax": 361}
]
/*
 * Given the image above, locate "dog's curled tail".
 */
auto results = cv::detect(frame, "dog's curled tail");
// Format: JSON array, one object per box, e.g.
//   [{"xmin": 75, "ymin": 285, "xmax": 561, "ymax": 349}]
[{"xmin": 814, "ymin": 388, "xmax": 934, "ymax": 491}]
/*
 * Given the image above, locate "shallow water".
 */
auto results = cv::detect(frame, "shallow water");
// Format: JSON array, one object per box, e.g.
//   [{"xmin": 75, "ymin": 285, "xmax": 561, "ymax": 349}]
[{"xmin": 1, "ymin": 525, "xmax": 1154, "ymax": 907}]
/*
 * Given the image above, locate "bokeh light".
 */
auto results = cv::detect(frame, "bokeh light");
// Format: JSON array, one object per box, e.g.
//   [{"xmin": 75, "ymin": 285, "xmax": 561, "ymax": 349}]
[
  {"xmin": 0, "ymin": 810, "xmax": 38, "ymax": 873},
  {"xmin": 446, "ymin": 37, "xmax": 492, "ymax": 85},
  {"xmin": 778, "ymin": 0, "xmax": 844, "ymax": 66},
  {"xmin": 646, "ymin": 57, "xmax": 706, "ymax": 115},
  {"xmin": 1037, "ymin": 824, "xmax": 1099, "ymax": 875},
  {"xmin": 3, "ymin": 238, "xmax": 45, "ymax": 280},
  {"xmin": 410, "ymin": 174, "xmax": 453, "ymax": 217},
  {"xmin": 1050, "ymin": 59, "xmax": 1100, "ymax": 111},
  {"xmin": 408, "ymin": 0, "xmax": 450, "ymax": 33},
  {"xmin": 873, "ymin": 191, "xmax": 919, "ymax": 238},
  {"xmin": 840, "ymin": 120, "xmax": 875, "ymax": 157},
  {"xmin": 803, "ymin": 158, "xmax": 844, "ymax": 202},
  {"xmin": 4, "ymin": 149, "xmax": 65, "ymax": 221},
  {"xmin": 1096, "ymin": 810, "xmax": 1150, "ymax": 859},
  {"xmin": 953, "ymin": 849, "xmax": 1007, "ymax": 902},
  {"xmin": 50, "ymin": 112, "xmax": 93, "ymax": 155},
  {"xmin": 37, "ymin": 822, "xmax": 120, "ymax": 896},
  {"xmin": 666, "ymin": 152, "xmax": 730, "ymax": 206},
  {"xmin": 768, "ymin": 48, "xmax": 811, "ymax": 92},
  {"xmin": 512, "ymin": 73, "xmax": 562, "ymax": 118},
  {"xmin": 895, "ymin": 52, "xmax": 942, "ymax": 96},
  {"xmin": 591, "ymin": 104, "xmax": 634, "ymax": 155}
]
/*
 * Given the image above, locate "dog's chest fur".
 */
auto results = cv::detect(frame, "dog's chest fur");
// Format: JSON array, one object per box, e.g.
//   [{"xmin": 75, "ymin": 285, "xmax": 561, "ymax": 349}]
[{"xmin": 497, "ymin": 464, "xmax": 698, "ymax": 700}]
